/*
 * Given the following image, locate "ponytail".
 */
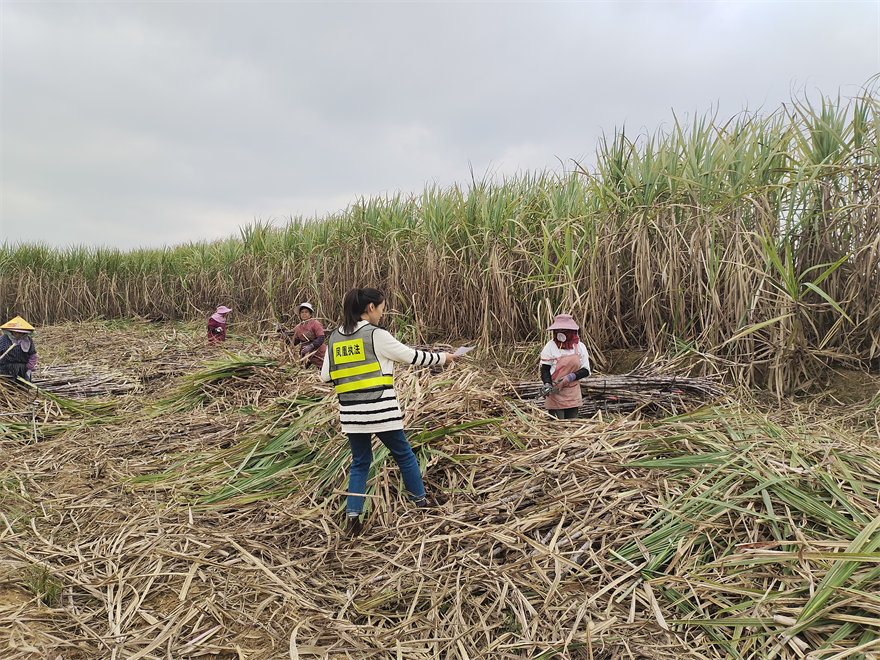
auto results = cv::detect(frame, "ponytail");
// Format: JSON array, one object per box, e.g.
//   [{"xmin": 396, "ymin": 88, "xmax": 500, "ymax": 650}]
[{"xmin": 342, "ymin": 287, "xmax": 385, "ymax": 334}]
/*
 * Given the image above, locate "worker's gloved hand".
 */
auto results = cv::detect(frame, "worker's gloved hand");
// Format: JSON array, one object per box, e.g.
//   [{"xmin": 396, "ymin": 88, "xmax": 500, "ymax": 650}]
[
  {"xmin": 540, "ymin": 383, "xmax": 553, "ymax": 397},
  {"xmin": 25, "ymin": 370, "xmax": 32, "ymax": 381},
  {"xmin": 552, "ymin": 373, "xmax": 576, "ymax": 389},
  {"xmin": 215, "ymin": 327, "xmax": 223, "ymax": 333},
  {"xmin": 300, "ymin": 343, "xmax": 312, "ymax": 355}
]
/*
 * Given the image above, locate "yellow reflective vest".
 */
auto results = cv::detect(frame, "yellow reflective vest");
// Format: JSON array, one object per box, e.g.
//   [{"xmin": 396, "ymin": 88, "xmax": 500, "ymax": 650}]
[{"xmin": 327, "ymin": 325, "xmax": 393, "ymax": 403}]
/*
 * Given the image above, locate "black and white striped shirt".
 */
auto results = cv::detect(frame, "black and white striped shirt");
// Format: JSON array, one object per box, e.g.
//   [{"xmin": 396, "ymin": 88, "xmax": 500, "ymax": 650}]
[{"xmin": 321, "ymin": 321, "xmax": 446, "ymax": 434}]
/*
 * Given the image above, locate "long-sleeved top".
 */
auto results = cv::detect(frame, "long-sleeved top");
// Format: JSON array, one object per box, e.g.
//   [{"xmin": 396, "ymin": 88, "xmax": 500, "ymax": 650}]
[
  {"xmin": 539, "ymin": 341, "xmax": 591, "ymax": 385},
  {"xmin": 207, "ymin": 317, "xmax": 226, "ymax": 343},
  {"xmin": 0, "ymin": 334, "xmax": 37, "ymax": 379},
  {"xmin": 321, "ymin": 320, "xmax": 447, "ymax": 434},
  {"xmin": 292, "ymin": 318, "xmax": 327, "ymax": 368}
]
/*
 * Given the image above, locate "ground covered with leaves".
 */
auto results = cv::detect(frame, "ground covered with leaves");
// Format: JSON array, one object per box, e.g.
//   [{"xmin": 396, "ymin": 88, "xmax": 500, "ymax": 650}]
[{"xmin": 1, "ymin": 320, "xmax": 879, "ymax": 660}]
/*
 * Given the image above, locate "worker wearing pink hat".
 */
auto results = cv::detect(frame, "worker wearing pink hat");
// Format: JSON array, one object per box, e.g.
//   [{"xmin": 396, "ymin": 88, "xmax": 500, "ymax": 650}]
[
  {"xmin": 207, "ymin": 305, "xmax": 232, "ymax": 344},
  {"xmin": 539, "ymin": 314, "xmax": 591, "ymax": 419}
]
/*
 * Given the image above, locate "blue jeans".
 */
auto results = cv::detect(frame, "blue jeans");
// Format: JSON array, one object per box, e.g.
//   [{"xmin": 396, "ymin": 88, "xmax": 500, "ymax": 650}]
[{"xmin": 346, "ymin": 429, "xmax": 425, "ymax": 515}]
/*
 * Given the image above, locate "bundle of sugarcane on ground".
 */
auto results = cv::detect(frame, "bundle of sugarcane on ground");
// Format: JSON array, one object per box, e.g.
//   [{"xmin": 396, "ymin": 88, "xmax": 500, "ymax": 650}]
[
  {"xmin": 0, "ymin": 379, "xmax": 39, "ymax": 441},
  {"xmin": 512, "ymin": 366, "xmax": 724, "ymax": 417},
  {"xmin": 0, "ymin": 379, "xmax": 117, "ymax": 442},
  {"xmin": 34, "ymin": 363, "xmax": 139, "ymax": 398}
]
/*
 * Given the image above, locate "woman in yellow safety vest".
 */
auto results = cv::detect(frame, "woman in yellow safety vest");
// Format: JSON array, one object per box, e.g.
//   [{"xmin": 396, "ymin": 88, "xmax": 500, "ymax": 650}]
[{"xmin": 321, "ymin": 288, "xmax": 458, "ymax": 538}]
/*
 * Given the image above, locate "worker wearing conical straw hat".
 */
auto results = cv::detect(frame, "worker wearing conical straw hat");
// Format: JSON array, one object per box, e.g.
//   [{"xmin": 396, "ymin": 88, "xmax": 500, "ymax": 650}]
[
  {"xmin": 207, "ymin": 305, "xmax": 232, "ymax": 344},
  {"xmin": 540, "ymin": 314, "xmax": 591, "ymax": 420},
  {"xmin": 292, "ymin": 302, "xmax": 327, "ymax": 368},
  {"xmin": 0, "ymin": 316, "xmax": 38, "ymax": 383},
  {"xmin": 322, "ymin": 288, "xmax": 460, "ymax": 538}
]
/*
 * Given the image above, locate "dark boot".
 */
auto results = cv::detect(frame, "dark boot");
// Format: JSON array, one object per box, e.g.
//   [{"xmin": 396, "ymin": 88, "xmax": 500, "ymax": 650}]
[
  {"xmin": 345, "ymin": 516, "xmax": 363, "ymax": 538},
  {"xmin": 414, "ymin": 495, "xmax": 436, "ymax": 509}
]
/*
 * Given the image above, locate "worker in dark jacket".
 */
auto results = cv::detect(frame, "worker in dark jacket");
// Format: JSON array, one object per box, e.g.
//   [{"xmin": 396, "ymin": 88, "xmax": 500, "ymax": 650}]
[{"xmin": 0, "ymin": 316, "xmax": 38, "ymax": 382}]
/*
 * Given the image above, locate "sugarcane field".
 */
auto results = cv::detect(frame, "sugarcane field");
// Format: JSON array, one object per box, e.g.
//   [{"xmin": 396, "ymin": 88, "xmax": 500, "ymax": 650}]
[{"xmin": 2, "ymin": 89, "xmax": 880, "ymax": 660}]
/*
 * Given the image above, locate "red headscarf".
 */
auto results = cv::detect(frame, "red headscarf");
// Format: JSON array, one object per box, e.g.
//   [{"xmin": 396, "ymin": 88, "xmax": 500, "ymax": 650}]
[{"xmin": 554, "ymin": 330, "xmax": 579, "ymax": 351}]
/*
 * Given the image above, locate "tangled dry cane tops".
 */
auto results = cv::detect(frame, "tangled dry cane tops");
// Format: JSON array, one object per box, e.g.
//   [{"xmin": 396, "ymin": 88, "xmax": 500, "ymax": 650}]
[
  {"xmin": 0, "ymin": 403, "xmax": 700, "ymax": 659},
  {"xmin": 1, "ymin": 321, "xmax": 879, "ymax": 660}
]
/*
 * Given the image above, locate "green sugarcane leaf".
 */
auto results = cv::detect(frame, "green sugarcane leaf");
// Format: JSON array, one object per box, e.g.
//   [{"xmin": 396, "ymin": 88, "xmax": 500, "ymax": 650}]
[
  {"xmin": 802, "ymin": 282, "xmax": 854, "ymax": 323},
  {"xmin": 796, "ymin": 513, "xmax": 880, "ymax": 625}
]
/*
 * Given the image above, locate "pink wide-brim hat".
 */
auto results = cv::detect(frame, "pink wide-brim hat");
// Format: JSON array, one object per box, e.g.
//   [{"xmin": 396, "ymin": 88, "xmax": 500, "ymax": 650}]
[
  {"xmin": 216, "ymin": 306, "xmax": 232, "ymax": 314},
  {"xmin": 547, "ymin": 314, "xmax": 579, "ymax": 331}
]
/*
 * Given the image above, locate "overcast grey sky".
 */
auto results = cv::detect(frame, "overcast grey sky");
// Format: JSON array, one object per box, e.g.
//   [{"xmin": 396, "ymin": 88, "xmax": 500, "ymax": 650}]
[{"xmin": 2, "ymin": 1, "xmax": 877, "ymax": 250}]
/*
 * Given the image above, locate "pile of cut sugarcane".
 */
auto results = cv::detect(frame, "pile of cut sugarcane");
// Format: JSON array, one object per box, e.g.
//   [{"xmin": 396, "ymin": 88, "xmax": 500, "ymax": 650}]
[
  {"xmin": 0, "ymin": 379, "xmax": 117, "ymax": 441},
  {"xmin": 34, "ymin": 363, "xmax": 139, "ymax": 398},
  {"xmin": 4, "ymin": 358, "xmax": 880, "ymax": 660},
  {"xmin": 511, "ymin": 367, "xmax": 724, "ymax": 417}
]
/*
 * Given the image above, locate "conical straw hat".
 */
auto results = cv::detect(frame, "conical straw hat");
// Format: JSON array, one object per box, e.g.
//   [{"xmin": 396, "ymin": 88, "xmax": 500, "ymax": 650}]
[{"xmin": 1, "ymin": 316, "xmax": 35, "ymax": 332}]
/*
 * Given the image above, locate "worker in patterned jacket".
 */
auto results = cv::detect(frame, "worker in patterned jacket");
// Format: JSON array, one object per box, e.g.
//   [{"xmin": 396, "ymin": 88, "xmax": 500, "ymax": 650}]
[
  {"xmin": 0, "ymin": 316, "xmax": 38, "ymax": 383},
  {"xmin": 321, "ymin": 287, "xmax": 458, "ymax": 538},
  {"xmin": 291, "ymin": 302, "xmax": 327, "ymax": 368}
]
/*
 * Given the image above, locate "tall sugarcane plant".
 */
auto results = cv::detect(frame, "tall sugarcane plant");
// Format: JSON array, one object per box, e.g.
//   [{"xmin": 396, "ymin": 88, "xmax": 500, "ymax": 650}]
[{"xmin": 2, "ymin": 81, "xmax": 878, "ymax": 394}]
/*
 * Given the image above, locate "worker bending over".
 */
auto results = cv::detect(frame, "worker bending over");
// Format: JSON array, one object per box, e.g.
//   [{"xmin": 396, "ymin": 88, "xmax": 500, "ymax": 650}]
[
  {"xmin": 0, "ymin": 316, "xmax": 38, "ymax": 383},
  {"xmin": 540, "ymin": 314, "xmax": 591, "ymax": 420}
]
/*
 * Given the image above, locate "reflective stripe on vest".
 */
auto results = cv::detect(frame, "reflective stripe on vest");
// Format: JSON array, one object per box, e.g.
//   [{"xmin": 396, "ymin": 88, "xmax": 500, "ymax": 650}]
[
  {"xmin": 327, "ymin": 325, "xmax": 392, "ymax": 402},
  {"xmin": 335, "ymin": 375, "xmax": 393, "ymax": 394}
]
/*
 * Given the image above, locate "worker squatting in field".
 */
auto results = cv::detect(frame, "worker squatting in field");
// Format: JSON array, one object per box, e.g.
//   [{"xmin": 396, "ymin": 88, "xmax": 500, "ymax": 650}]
[
  {"xmin": 207, "ymin": 305, "xmax": 232, "ymax": 344},
  {"xmin": 0, "ymin": 316, "xmax": 38, "ymax": 383}
]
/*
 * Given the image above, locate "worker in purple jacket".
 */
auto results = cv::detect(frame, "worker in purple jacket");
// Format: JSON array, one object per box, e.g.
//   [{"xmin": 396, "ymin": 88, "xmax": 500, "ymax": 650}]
[{"xmin": 207, "ymin": 306, "xmax": 231, "ymax": 344}]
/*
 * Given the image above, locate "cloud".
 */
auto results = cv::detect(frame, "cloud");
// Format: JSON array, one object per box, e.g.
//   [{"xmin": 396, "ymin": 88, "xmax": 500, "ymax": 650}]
[{"xmin": 1, "ymin": 1, "xmax": 877, "ymax": 249}]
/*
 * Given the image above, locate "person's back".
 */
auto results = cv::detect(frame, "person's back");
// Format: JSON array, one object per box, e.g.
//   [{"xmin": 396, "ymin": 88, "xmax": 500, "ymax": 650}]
[{"xmin": 320, "ymin": 288, "xmax": 458, "ymax": 538}]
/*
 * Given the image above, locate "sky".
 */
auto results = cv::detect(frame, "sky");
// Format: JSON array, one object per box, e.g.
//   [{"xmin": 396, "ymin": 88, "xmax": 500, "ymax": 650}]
[{"xmin": 1, "ymin": 1, "xmax": 878, "ymax": 250}]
